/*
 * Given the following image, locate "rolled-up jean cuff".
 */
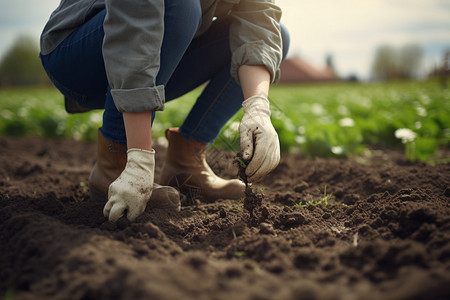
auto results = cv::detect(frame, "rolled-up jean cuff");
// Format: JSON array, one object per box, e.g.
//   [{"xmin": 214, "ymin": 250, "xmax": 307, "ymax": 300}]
[{"xmin": 111, "ymin": 85, "xmax": 165, "ymax": 112}]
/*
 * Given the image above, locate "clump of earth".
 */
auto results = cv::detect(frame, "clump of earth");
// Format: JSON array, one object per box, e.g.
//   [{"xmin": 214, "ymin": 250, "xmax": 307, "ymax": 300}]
[{"xmin": 234, "ymin": 152, "xmax": 264, "ymax": 219}]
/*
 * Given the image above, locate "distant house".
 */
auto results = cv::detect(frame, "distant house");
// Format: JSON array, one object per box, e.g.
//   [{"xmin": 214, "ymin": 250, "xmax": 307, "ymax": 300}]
[{"xmin": 279, "ymin": 56, "xmax": 338, "ymax": 83}]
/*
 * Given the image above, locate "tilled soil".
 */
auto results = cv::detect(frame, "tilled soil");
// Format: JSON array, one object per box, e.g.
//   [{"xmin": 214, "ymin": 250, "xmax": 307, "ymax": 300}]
[{"xmin": 0, "ymin": 136, "xmax": 449, "ymax": 300}]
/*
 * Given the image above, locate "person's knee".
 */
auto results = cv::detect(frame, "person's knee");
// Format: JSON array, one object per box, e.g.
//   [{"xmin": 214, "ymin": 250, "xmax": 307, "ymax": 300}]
[
  {"xmin": 164, "ymin": 0, "xmax": 202, "ymax": 33},
  {"xmin": 280, "ymin": 24, "xmax": 290, "ymax": 61},
  {"xmin": 181, "ymin": 0, "xmax": 202, "ymax": 30}
]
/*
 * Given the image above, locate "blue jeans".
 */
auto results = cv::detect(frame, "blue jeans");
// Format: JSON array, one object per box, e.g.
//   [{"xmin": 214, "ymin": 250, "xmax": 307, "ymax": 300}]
[{"xmin": 41, "ymin": 0, "xmax": 290, "ymax": 145}]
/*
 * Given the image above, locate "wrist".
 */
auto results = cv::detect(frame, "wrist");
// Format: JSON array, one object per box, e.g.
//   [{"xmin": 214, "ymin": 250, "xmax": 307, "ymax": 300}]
[
  {"xmin": 127, "ymin": 148, "xmax": 155, "ymax": 155},
  {"xmin": 123, "ymin": 111, "xmax": 153, "ymax": 150}
]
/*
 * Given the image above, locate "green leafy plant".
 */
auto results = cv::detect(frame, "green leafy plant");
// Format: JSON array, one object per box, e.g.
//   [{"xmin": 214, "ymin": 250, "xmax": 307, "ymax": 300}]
[{"xmin": 1, "ymin": 79, "xmax": 448, "ymax": 163}]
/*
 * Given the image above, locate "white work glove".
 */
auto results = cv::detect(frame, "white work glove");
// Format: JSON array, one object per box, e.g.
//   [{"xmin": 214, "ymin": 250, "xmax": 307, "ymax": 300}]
[
  {"xmin": 239, "ymin": 95, "xmax": 280, "ymax": 183},
  {"xmin": 103, "ymin": 148, "xmax": 155, "ymax": 222}
]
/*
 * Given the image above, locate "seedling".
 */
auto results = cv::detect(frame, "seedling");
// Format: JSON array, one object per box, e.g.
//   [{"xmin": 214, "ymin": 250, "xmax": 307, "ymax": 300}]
[
  {"xmin": 297, "ymin": 185, "xmax": 333, "ymax": 207},
  {"xmin": 234, "ymin": 156, "xmax": 247, "ymax": 169},
  {"xmin": 227, "ymin": 249, "xmax": 246, "ymax": 257},
  {"xmin": 79, "ymin": 181, "xmax": 88, "ymax": 193}
]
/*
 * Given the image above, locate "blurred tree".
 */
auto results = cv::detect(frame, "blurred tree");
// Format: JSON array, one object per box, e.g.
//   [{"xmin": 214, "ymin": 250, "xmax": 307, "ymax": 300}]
[
  {"xmin": 371, "ymin": 43, "xmax": 424, "ymax": 81},
  {"xmin": 439, "ymin": 50, "xmax": 449, "ymax": 88},
  {"xmin": 428, "ymin": 49, "xmax": 450, "ymax": 88},
  {"xmin": 325, "ymin": 53, "xmax": 338, "ymax": 77},
  {"xmin": 370, "ymin": 45, "xmax": 398, "ymax": 81},
  {"xmin": 0, "ymin": 35, "xmax": 48, "ymax": 86},
  {"xmin": 345, "ymin": 74, "xmax": 359, "ymax": 82},
  {"xmin": 398, "ymin": 44, "xmax": 423, "ymax": 79}
]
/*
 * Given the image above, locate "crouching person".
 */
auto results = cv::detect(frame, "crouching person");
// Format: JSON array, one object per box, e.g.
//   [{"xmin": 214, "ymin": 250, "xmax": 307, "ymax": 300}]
[{"xmin": 40, "ymin": 0, "xmax": 290, "ymax": 222}]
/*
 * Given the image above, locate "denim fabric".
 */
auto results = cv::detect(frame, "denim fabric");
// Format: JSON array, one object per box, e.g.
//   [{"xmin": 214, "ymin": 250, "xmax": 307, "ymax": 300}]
[{"xmin": 40, "ymin": 0, "xmax": 289, "ymax": 145}]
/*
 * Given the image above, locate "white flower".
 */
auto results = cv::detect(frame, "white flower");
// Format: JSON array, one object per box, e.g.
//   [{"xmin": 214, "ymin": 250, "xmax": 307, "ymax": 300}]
[
  {"xmin": 295, "ymin": 136, "xmax": 306, "ymax": 144},
  {"xmin": 285, "ymin": 119, "xmax": 296, "ymax": 132},
  {"xmin": 339, "ymin": 117, "xmax": 355, "ymax": 127},
  {"xmin": 416, "ymin": 106, "xmax": 427, "ymax": 117},
  {"xmin": 331, "ymin": 146, "xmax": 344, "ymax": 155},
  {"xmin": 420, "ymin": 94, "xmax": 431, "ymax": 105},
  {"xmin": 17, "ymin": 107, "xmax": 29, "ymax": 118},
  {"xmin": 311, "ymin": 103, "xmax": 325, "ymax": 115},
  {"xmin": 297, "ymin": 126, "xmax": 305, "ymax": 135},
  {"xmin": 229, "ymin": 121, "xmax": 240, "ymax": 131},
  {"xmin": 223, "ymin": 128, "xmax": 234, "ymax": 138},
  {"xmin": 89, "ymin": 112, "xmax": 102, "ymax": 124},
  {"xmin": 337, "ymin": 105, "xmax": 349, "ymax": 116},
  {"xmin": 0, "ymin": 109, "xmax": 13, "ymax": 120},
  {"xmin": 395, "ymin": 128, "xmax": 416, "ymax": 144}
]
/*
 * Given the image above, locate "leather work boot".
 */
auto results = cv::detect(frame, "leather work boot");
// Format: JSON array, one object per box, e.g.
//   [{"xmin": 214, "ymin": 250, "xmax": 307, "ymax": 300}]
[
  {"xmin": 160, "ymin": 128, "xmax": 245, "ymax": 201},
  {"xmin": 88, "ymin": 130, "xmax": 181, "ymax": 211}
]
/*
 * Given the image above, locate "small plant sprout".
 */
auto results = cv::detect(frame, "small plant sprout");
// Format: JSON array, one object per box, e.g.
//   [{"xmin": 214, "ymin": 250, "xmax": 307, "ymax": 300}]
[
  {"xmin": 227, "ymin": 250, "xmax": 246, "ymax": 257},
  {"xmin": 395, "ymin": 128, "xmax": 417, "ymax": 161},
  {"xmin": 234, "ymin": 156, "xmax": 247, "ymax": 169},
  {"xmin": 297, "ymin": 185, "xmax": 333, "ymax": 207},
  {"xmin": 319, "ymin": 185, "xmax": 333, "ymax": 206},
  {"xmin": 79, "ymin": 182, "xmax": 88, "ymax": 193}
]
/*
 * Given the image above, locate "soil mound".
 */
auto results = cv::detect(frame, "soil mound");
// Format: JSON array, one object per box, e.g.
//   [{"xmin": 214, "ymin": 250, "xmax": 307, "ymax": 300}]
[{"xmin": 1, "ymin": 137, "xmax": 449, "ymax": 300}]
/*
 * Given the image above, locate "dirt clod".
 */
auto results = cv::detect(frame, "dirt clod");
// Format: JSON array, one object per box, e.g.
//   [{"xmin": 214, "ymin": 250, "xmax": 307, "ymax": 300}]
[
  {"xmin": 234, "ymin": 152, "xmax": 264, "ymax": 218},
  {"xmin": 259, "ymin": 222, "xmax": 275, "ymax": 235}
]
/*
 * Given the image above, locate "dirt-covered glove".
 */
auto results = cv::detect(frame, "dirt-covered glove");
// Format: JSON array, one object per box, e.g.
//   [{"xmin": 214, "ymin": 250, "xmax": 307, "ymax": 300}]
[
  {"xmin": 103, "ymin": 148, "xmax": 155, "ymax": 222},
  {"xmin": 239, "ymin": 95, "xmax": 280, "ymax": 183}
]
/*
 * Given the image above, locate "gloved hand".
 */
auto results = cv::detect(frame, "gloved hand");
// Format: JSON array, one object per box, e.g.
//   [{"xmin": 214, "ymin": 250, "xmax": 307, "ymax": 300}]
[
  {"xmin": 103, "ymin": 148, "xmax": 155, "ymax": 222},
  {"xmin": 239, "ymin": 95, "xmax": 280, "ymax": 183}
]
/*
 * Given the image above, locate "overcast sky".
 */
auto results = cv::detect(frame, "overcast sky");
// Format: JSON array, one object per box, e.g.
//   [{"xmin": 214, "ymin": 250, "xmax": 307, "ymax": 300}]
[{"xmin": 0, "ymin": 0, "xmax": 449, "ymax": 80}]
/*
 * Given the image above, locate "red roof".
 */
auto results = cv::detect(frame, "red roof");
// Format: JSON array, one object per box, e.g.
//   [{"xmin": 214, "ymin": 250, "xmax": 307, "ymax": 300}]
[{"xmin": 279, "ymin": 56, "xmax": 337, "ymax": 83}]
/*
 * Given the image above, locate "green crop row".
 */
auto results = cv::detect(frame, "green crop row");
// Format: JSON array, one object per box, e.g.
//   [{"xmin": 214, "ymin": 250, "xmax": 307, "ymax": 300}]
[
  {"xmin": 211, "ymin": 80, "xmax": 450, "ymax": 162},
  {"xmin": 0, "ymin": 80, "xmax": 449, "ymax": 162}
]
